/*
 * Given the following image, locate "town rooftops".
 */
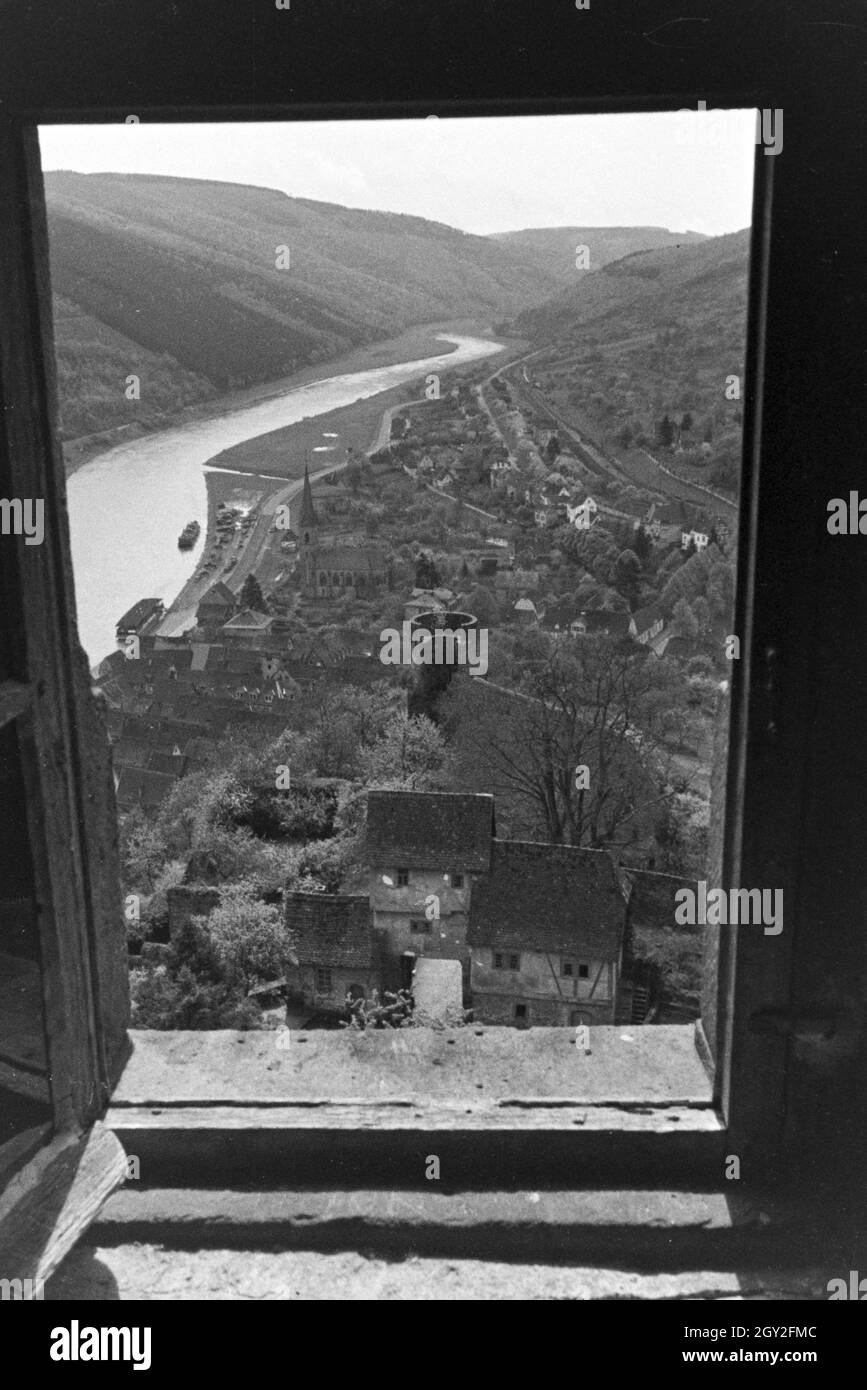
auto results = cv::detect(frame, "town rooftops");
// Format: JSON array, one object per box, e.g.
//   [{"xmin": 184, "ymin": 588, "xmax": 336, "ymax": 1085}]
[
  {"xmin": 366, "ymin": 790, "xmax": 495, "ymax": 874},
  {"xmin": 198, "ymin": 581, "xmax": 235, "ymax": 611},
  {"xmin": 315, "ymin": 543, "xmax": 388, "ymax": 569},
  {"xmin": 284, "ymin": 892, "xmax": 374, "ymax": 968},
  {"xmin": 468, "ymin": 839, "xmax": 626, "ymax": 956},
  {"xmin": 116, "ymin": 597, "xmax": 163, "ymax": 633},
  {"xmin": 222, "ymin": 608, "xmax": 274, "ymax": 630}
]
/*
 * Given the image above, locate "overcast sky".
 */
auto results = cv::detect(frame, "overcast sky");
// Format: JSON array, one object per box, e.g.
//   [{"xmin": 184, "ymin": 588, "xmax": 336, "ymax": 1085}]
[{"xmin": 39, "ymin": 112, "xmax": 756, "ymax": 238}]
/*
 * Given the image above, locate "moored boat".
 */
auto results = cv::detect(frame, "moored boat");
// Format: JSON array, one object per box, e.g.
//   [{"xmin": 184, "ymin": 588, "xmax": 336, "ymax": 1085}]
[{"xmin": 178, "ymin": 520, "xmax": 201, "ymax": 549}]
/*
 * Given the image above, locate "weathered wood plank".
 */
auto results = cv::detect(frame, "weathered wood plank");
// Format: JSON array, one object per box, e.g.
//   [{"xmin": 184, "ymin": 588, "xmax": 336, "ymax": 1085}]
[
  {"xmin": 0, "ymin": 121, "xmax": 130, "ymax": 1130},
  {"xmin": 0, "ymin": 1121, "xmax": 127, "ymax": 1287}
]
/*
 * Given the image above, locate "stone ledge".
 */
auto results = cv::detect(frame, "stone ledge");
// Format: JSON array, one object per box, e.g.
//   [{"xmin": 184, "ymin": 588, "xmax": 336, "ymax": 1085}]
[
  {"xmin": 83, "ymin": 1187, "xmax": 846, "ymax": 1271},
  {"xmin": 45, "ymin": 1242, "xmax": 834, "ymax": 1301},
  {"xmin": 114, "ymin": 1024, "xmax": 712, "ymax": 1106}
]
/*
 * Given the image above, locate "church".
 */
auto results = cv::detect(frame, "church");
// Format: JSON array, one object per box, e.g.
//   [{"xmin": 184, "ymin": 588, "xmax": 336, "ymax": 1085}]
[{"xmin": 297, "ymin": 464, "xmax": 389, "ymax": 600}]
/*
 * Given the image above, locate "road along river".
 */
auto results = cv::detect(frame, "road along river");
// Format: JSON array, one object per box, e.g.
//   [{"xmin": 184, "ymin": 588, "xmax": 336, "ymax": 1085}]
[{"xmin": 67, "ymin": 334, "xmax": 503, "ymax": 664}]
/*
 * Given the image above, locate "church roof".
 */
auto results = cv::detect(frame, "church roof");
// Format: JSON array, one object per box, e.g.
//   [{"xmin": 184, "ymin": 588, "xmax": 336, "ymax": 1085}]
[{"xmin": 299, "ymin": 464, "xmax": 319, "ymax": 530}]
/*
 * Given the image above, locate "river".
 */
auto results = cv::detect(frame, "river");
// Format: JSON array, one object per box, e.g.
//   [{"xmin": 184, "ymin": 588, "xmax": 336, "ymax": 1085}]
[{"xmin": 67, "ymin": 333, "xmax": 503, "ymax": 664}]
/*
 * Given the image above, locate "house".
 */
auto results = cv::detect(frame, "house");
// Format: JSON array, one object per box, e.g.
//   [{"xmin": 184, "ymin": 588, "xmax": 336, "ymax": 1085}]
[
  {"xmin": 542, "ymin": 603, "xmax": 631, "ymax": 640},
  {"xmin": 681, "ymin": 529, "xmax": 709, "ymax": 551},
  {"xmin": 468, "ymin": 839, "xmax": 627, "ymax": 1027},
  {"xmin": 220, "ymin": 609, "xmax": 275, "ymax": 649},
  {"xmin": 284, "ymin": 891, "xmax": 382, "ymax": 1014},
  {"xmin": 630, "ymin": 602, "xmax": 665, "ymax": 646},
  {"xmin": 365, "ymin": 790, "xmax": 495, "ymax": 992},
  {"xmin": 115, "ymin": 597, "xmax": 164, "ymax": 642},
  {"xmin": 196, "ymin": 581, "xmax": 235, "ymax": 630},
  {"xmin": 513, "ymin": 596, "xmax": 538, "ymax": 624}
]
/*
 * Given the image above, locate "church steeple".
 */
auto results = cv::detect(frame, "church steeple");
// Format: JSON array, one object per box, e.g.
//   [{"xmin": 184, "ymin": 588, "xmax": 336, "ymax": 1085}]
[{"xmin": 299, "ymin": 462, "xmax": 318, "ymax": 543}]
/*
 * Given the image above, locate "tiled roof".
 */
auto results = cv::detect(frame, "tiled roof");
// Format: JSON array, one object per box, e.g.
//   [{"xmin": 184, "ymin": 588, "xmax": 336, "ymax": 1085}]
[
  {"xmin": 115, "ymin": 766, "xmax": 176, "ymax": 809},
  {"xmin": 468, "ymin": 839, "xmax": 625, "ymax": 956},
  {"xmin": 285, "ymin": 892, "xmax": 374, "ymax": 968},
  {"xmin": 314, "ymin": 544, "xmax": 388, "ymax": 570},
  {"xmin": 366, "ymin": 790, "xmax": 494, "ymax": 873}
]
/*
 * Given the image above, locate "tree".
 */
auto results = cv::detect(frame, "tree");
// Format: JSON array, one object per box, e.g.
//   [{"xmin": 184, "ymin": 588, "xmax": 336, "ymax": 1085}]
[
  {"xmin": 545, "ymin": 433, "xmax": 561, "ymax": 462},
  {"xmin": 614, "ymin": 549, "xmax": 642, "ymax": 607},
  {"xmin": 657, "ymin": 414, "xmax": 675, "ymax": 449},
  {"xmin": 414, "ymin": 552, "xmax": 440, "ymax": 590},
  {"xmin": 442, "ymin": 638, "xmax": 693, "ymax": 848},
  {"xmin": 360, "ymin": 713, "xmax": 446, "ymax": 789},
  {"xmin": 205, "ymin": 885, "xmax": 285, "ymax": 995},
  {"xmin": 681, "ymin": 411, "xmax": 694, "ymax": 434},
  {"xmin": 240, "ymin": 574, "xmax": 267, "ymax": 613},
  {"xmin": 345, "ymin": 460, "xmax": 363, "ymax": 494},
  {"xmin": 466, "ymin": 583, "xmax": 500, "ymax": 627},
  {"xmin": 633, "ymin": 524, "xmax": 651, "ymax": 564},
  {"xmin": 672, "ymin": 597, "xmax": 699, "ymax": 642}
]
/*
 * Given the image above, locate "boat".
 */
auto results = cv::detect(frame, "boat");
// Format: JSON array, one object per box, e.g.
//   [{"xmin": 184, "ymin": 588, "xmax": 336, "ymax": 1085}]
[{"xmin": 178, "ymin": 520, "xmax": 201, "ymax": 549}]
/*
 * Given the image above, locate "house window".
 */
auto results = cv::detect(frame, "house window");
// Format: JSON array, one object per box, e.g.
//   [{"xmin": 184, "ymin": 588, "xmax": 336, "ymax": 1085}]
[
  {"xmin": 396, "ymin": 867, "xmax": 409, "ymax": 887},
  {"xmin": 578, "ymin": 964, "xmax": 590, "ymax": 980},
  {"xmin": 315, "ymin": 967, "xmax": 333, "ymax": 994},
  {"xmin": 410, "ymin": 919, "xmax": 431, "ymax": 934},
  {"xmin": 509, "ymin": 954, "xmax": 520, "ymax": 971},
  {"xmin": 451, "ymin": 873, "xmax": 464, "ymax": 889},
  {"xmin": 514, "ymin": 1004, "xmax": 528, "ymax": 1022},
  {"xmin": 562, "ymin": 960, "xmax": 574, "ymax": 977}
]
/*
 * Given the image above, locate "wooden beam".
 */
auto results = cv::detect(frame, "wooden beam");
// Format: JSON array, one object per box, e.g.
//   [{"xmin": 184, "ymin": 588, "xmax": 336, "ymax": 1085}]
[{"xmin": 0, "ymin": 1122, "xmax": 127, "ymax": 1288}]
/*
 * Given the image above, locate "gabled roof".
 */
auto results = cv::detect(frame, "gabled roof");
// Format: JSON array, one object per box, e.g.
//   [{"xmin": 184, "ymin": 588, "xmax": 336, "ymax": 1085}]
[
  {"xmin": 366, "ymin": 790, "xmax": 494, "ymax": 874},
  {"xmin": 285, "ymin": 891, "xmax": 374, "ymax": 968},
  {"xmin": 468, "ymin": 839, "xmax": 625, "ymax": 956},
  {"xmin": 222, "ymin": 608, "xmax": 274, "ymax": 630},
  {"xmin": 198, "ymin": 581, "xmax": 235, "ymax": 610},
  {"xmin": 116, "ymin": 597, "xmax": 163, "ymax": 630},
  {"xmin": 631, "ymin": 602, "xmax": 665, "ymax": 635}
]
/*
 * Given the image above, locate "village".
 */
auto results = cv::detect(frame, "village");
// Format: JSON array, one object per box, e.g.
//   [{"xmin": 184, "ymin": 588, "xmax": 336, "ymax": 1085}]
[{"xmin": 98, "ymin": 355, "xmax": 734, "ymax": 1035}]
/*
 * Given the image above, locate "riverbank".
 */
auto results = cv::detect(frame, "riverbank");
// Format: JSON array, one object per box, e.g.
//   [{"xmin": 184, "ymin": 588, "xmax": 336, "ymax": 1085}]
[
  {"xmin": 210, "ymin": 333, "xmax": 527, "ymax": 478},
  {"xmin": 61, "ymin": 322, "xmax": 483, "ymax": 479},
  {"xmin": 159, "ymin": 469, "xmax": 288, "ymax": 634},
  {"xmin": 68, "ymin": 330, "xmax": 510, "ymax": 662}
]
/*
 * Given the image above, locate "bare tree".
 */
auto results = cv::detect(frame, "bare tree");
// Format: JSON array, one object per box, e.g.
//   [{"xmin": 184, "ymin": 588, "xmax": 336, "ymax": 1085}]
[{"xmin": 443, "ymin": 637, "xmax": 696, "ymax": 849}]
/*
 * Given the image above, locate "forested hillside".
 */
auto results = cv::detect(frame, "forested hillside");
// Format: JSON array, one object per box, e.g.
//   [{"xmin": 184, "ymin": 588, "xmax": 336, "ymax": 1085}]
[
  {"xmin": 509, "ymin": 229, "xmax": 751, "ymax": 494},
  {"xmin": 490, "ymin": 225, "xmax": 706, "ymax": 284},
  {"xmin": 45, "ymin": 172, "xmax": 563, "ymax": 442}
]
